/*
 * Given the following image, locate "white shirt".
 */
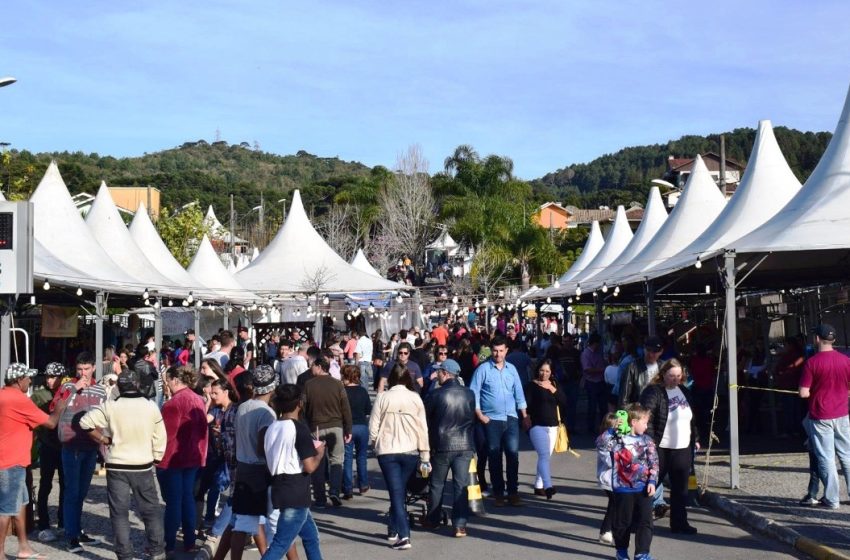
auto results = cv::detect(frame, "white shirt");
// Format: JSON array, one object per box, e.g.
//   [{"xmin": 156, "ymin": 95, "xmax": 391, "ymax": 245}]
[
  {"xmin": 355, "ymin": 336, "xmax": 373, "ymax": 363},
  {"xmin": 660, "ymin": 386, "xmax": 692, "ymax": 449},
  {"xmin": 277, "ymin": 355, "xmax": 308, "ymax": 385},
  {"xmin": 264, "ymin": 419, "xmax": 301, "ymax": 475}
]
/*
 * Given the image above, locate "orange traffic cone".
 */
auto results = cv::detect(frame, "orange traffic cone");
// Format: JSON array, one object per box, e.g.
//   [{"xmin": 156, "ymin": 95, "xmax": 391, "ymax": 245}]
[{"xmin": 468, "ymin": 457, "xmax": 486, "ymax": 516}]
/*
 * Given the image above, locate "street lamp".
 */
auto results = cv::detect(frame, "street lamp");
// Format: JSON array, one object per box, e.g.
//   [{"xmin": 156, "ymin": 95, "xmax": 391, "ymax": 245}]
[
  {"xmin": 278, "ymin": 199, "xmax": 287, "ymax": 222},
  {"xmin": 0, "ymin": 77, "xmax": 16, "ymax": 88}
]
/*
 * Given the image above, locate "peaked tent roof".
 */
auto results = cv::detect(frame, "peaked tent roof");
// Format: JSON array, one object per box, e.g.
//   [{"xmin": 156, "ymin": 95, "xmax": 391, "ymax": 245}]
[
  {"xmin": 350, "ymin": 248, "xmax": 383, "ymax": 278},
  {"xmin": 555, "ymin": 205, "xmax": 633, "ymax": 295},
  {"xmin": 236, "ymin": 190, "xmax": 407, "ymax": 294},
  {"xmin": 599, "ymin": 156, "xmax": 727, "ymax": 289},
  {"xmin": 128, "ymin": 202, "xmax": 219, "ymax": 301},
  {"xmin": 204, "ymin": 205, "xmax": 245, "ymax": 244},
  {"xmin": 643, "ymin": 120, "xmax": 802, "ymax": 280},
  {"xmin": 426, "ymin": 229, "xmax": 459, "ymax": 250},
  {"xmin": 33, "ymin": 238, "xmax": 102, "ymax": 289},
  {"xmin": 529, "ymin": 221, "xmax": 605, "ymax": 299},
  {"xmin": 732, "ymin": 85, "xmax": 850, "ymax": 255},
  {"xmin": 30, "ymin": 162, "xmax": 140, "ymax": 292},
  {"xmin": 86, "ymin": 182, "xmax": 186, "ymax": 297},
  {"xmin": 187, "ymin": 235, "xmax": 258, "ymax": 301}
]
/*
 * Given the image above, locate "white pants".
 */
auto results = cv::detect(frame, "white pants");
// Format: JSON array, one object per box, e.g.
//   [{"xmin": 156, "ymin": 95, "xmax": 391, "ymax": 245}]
[{"xmin": 529, "ymin": 425, "xmax": 558, "ymax": 489}]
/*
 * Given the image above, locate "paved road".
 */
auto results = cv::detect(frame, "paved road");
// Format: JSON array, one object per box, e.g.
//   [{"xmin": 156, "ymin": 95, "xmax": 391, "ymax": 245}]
[{"xmin": 11, "ymin": 433, "xmax": 806, "ymax": 560}]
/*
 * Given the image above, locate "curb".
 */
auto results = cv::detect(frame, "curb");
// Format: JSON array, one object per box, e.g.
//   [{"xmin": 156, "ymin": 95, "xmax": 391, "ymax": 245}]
[{"xmin": 699, "ymin": 487, "xmax": 850, "ymax": 560}]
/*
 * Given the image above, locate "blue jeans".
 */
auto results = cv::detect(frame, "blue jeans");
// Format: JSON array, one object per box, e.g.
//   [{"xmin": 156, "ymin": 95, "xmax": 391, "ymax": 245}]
[
  {"xmin": 61, "ymin": 447, "xmax": 98, "ymax": 540},
  {"xmin": 428, "ymin": 450, "xmax": 472, "ymax": 528},
  {"xmin": 156, "ymin": 467, "xmax": 200, "ymax": 551},
  {"xmin": 484, "ymin": 417, "xmax": 520, "ymax": 497},
  {"xmin": 197, "ymin": 458, "xmax": 227, "ymax": 522},
  {"xmin": 343, "ymin": 424, "xmax": 369, "ymax": 494},
  {"xmin": 378, "ymin": 454, "xmax": 419, "ymax": 539},
  {"xmin": 805, "ymin": 415, "xmax": 850, "ymax": 506},
  {"xmin": 359, "ymin": 362, "xmax": 372, "ymax": 390},
  {"xmin": 261, "ymin": 508, "xmax": 322, "ymax": 560}
]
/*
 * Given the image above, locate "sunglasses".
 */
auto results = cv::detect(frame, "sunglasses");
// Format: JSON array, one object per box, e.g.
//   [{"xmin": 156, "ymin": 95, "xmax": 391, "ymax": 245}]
[
  {"xmin": 398, "ymin": 351, "xmax": 410, "ymax": 355},
  {"xmin": 437, "ymin": 351, "xmax": 448, "ymax": 356}
]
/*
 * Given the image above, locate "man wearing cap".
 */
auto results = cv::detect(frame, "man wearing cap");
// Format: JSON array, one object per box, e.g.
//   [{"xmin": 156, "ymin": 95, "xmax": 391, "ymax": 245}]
[
  {"xmin": 34, "ymin": 362, "xmax": 71, "ymax": 541},
  {"xmin": 79, "ymin": 370, "xmax": 167, "ymax": 560},
  {"xmin": 228, "ymin": 365, "xmax": 278, "ymax": 560},
  {"xmin": 617, "ymin": 335, "xmax": 664, "ymax": 409},
  {"xmin": 800, "ymin": 324, "xmax": 850, "ymax": 509},
  {"xmin": 0, "ymin": 363, "xmax": 67, "ymax": 558},
  {"xmin": 423, "ymin": 359, "xmax": 475, "ymax": 537}
]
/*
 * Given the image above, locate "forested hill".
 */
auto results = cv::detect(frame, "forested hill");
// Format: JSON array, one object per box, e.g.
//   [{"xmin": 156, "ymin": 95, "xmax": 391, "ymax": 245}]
[
  {"xmin": 3, "ymin": 140, "xmax": 375, "ymax": 218},
  {"xmin": 531, "ymin": 126, "xmax": 832, "ymax": 208},
  {"xmin": 1, "ymin": 127, "xmax": 832, "ymax": 220}
]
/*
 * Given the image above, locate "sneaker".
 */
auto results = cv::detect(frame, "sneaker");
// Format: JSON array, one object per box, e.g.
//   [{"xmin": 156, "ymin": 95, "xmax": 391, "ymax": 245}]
[
  {"xmin": 329, "ymin": 495, "xmax": 343, "ymax": 507},
  {"xmin": 78, "ymin": 532, "xmax": 102, "ymax": 544},
  {"xmin": 799, "ymin": 495, "xmax": 819, "ymax": 506},
  {"xmin": 598, "ymin": 531, "xmax": 613, "ymax": 545},
  {"xmin": 391, "ymin": 537, "xmax": 411, "ymax": 550},
  {"xmin": 65, "ymin": 539, "xmax": 84, "ymax": 553},
  {"xmin": 818, "ymin": 499, "xmax": 840, "ymax": 510},
  {"xmin": 38, "ymin": 528, "xmax": 58, "ymax": 542},
  {"xmin": 387, "ymin": 531, "xmax": 399, "ymax": 543},
  {"xmin": 635, "ymin": 554, "xmax": 656, "ymax": 560},
  {"xmin": 454, "ymin": 527, "xmax": 467, "ymax": 538},
  {"xmin": 615, "ymin": 548, "xmax": 630, "ymax": 560}
]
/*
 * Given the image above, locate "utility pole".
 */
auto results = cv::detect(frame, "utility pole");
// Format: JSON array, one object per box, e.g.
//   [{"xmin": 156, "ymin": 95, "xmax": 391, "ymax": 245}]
[
  {"xmin": 259, "ymin": 192, "xmax": 265, "ymax": 243},
  {"xmin": 719, "ymin": 134, "xmax": 727, "ymax": 198},
  {"xmin": 229, "ymin": 194, "xmax": 236, "ymax": 260},
  {"xmin": 147, "ymin": 185, "xmax": 152, "ymax": 220}
]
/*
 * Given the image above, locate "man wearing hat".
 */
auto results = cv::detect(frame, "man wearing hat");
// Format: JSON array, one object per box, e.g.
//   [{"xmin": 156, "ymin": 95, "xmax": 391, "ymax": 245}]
[
  {"xmin": 423, "ymin": 359, "xmax": 476, "ymax": 537},
  {"xmin": 617, "ymin": 335, "xmax": 664, "ymax": 409},
  {"xmin": 800, "ymin": 324, "xmax": 850, "ymax": 509},
  {"xmin": 79, "ymin": 370, "xmax": 167, "ymax": 560},
  {"xmin": 0, "ymin": 363, "xmax": 67, "ymax": 557},
  {"xmin": 228, "ymin": 365, "xmax": 278, "ymax": 560},
  {"xmin": 34, "ymin": 362, "xmax": 71, "ymax": 542}
]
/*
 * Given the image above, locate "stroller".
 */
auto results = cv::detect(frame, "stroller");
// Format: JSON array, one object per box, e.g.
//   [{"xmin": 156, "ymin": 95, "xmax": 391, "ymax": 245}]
[{"xmin": 403, "ymin": 469, "xmax": 448, "ymax": 525}]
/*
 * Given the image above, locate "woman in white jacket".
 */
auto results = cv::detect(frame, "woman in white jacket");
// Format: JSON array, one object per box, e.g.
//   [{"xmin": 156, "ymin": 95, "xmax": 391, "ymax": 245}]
[{"xmin": 369, "ymin": 363, "xmax": 430, "ymax": 551}]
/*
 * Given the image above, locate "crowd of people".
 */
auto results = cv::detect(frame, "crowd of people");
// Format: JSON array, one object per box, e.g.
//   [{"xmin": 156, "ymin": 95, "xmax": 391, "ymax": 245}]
[{"xmin": 0, "ymin": 313, "xmax": 848, "ymax": 560}]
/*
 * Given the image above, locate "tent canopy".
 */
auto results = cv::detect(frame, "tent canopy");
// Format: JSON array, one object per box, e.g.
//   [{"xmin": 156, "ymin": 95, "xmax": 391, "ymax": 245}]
[
  {"xmin": 187, "ymin": 235, "xmax": 258, "ymax": 302},
  {"xmin": 204, "ymin": 205, "xmax": 245, "ymax": 244},
  {"xmin": 350, "ymin": 248, "xmax": 383, "ymax": 278},
  {"xmin": 236, "ymin": 190, "xmax": 407, "ymax": 295}
]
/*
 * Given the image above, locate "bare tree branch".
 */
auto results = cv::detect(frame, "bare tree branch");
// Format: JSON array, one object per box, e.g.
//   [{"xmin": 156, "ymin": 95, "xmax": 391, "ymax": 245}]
[
  {"xmin": 315, "ymin": 203, "xmax": 359, "ymax": 261},
  {"xmin": 300, "ymin": 263, "xmax": 337, "ymax": 295}
]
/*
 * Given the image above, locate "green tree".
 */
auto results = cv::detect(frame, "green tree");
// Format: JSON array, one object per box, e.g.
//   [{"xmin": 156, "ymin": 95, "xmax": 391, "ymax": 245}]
[{"xmin": 156, "ymin": 205, "xmax": 209, "ymax": 267}]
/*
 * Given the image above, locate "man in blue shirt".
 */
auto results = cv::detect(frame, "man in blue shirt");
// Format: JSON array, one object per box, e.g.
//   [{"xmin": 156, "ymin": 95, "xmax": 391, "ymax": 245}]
[{"xmin": 469, "ymin": 336, "xmax": 530, "ymax": 507}]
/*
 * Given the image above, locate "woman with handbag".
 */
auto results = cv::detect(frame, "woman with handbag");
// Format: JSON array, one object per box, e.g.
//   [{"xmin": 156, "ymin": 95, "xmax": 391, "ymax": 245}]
[{"xmin": 524, "ymin": 359, "xmax": 568, "ymax": 500}]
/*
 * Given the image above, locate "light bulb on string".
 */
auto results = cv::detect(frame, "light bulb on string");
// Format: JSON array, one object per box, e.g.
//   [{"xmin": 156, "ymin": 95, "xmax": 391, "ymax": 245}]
[
  {"xmin": 307, "ymin": 303, "xmax": 313, "ymax": 314},
  {"xmin": 322, "ymin": 295, "xmax": 330, "ymax": 305},
  {"xmin": 76, "ymin": 286, "xmax": 83, "ymax": 296},
  {"xmin": 695, "ymin": 259, "xmax": 702, "ymax": 269},
  {"xmin": 396, "ymin": 295, "xmax": 403, "ymax": 304},
  {"xmin": 482, "ymin": 297, "xmax": 488, "ymax": 305},
  {"xmin": 153, "ymin": 300, "xmax": 161, "ymax": 309},
  {"xmin": 452, "ymin": 295, "xmax": 458, "ymax": 304},
  {"xmin": 187, "ymin": 292, "xmax": 194, "ymax": 304},
  {"xmin": 554, "ymin": 280, "xmax": 560, "ymax": 289},
  {"xmin": 568, "ymin": 297, "xmax": 573, "ymax": 303},
  {"xmin": 546, "ymin": 296, "xmax": 551, "ymax": 304},
  {"xmin": 144, "ymin": 298, "xmax": 150, "ymax": 306},
  {"xmin": 567, "ymin": 305, "xmax": 573, "ymax": 312},
  {"xmin": 602, "ymin": 283, "xmax": 608, "ymax": 293},
  {"xmin": 30, "ymin": 295, "xmax": 36, "ymax": 305},
  {"xmin": 418, "ymin": 304, "xmax": 424, "ymax": 311},
  {"xmin": 143, "ymin": 288, "xmax": 149, "ymax": 299},
  {"xmin": 575, "ymin": 284, "xmax": 581, "ymax": 297},
  {"xmin": 182, "ymin": 299, "xmax": 189, "ymax": 307},
  {"xmin": 43, "ymin": 279, "xmax": 50, "ymax": 291},
  {"xmin": 368, "ymin": 302, "xmax": 375, "ymax": 313}
]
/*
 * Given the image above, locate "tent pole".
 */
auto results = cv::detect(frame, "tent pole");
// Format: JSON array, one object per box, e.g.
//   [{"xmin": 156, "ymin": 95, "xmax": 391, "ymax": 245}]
[
  {"xmin": 223, "ymin": 305, "xmax": 230, "ymax": 331},
  {"xmin": 725, "ymin": 250, "xmax": 740, "ymax": 489},
  {"xmin": 194, "ymin": 307, "xmax": 201, "ymax": 370},
  {"xmin": 595, "ymin": 294, "xmax": 604, "ymax": 335},
  {"xmin": 95, "ymin": 291, "xmax": 105, "ymax": 381},
  {"xmin": 414, "ymin": 290, "xmax": 423, "ymax": 330},
  {"xmin": 154, "ymin": 298, "xmax": 163, "ymax": 367},
  {"xmin": 645, "ymin": 280, "xmax": 656, "ymax": 336},
  {"xmin": 313, "ymin": 293, "xmax": 323, "ymax": 347}
]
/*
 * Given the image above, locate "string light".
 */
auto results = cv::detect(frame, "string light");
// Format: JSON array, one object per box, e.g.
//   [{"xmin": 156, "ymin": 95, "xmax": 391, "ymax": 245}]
[
  {"xmin": 153, "ymin": 300, "xmax": 161, "ymax": 309},
  {"xmin": 30, "ymin": 295, "xmax": 36, "ymax": 305},
  {"xmin": 43, "ymin": 279, "xmax": 50, "ymax": 291},
  {"xmin": 553, "ymin": 280, "xmax": 560, "ymax": 289},
  {"xmin": 322, "ymin": 295, "xmax": 330, "ymax": 305},
  {"xmin": 143, "ymin": 288, "xmax": 149, "ymax": 299},
  {"xmin": 168, "ymin": 299, "xmax": 174, "ymax": 306},
  {"xmin": 602, "ymin": 283, "xmax": 608, "ymax": 293},
  {"xmin": 76, "ymin": 286, "xmax": 83, "ymax": 296},
  {"xmin": 307, "ymin": 303, "xmax": 313, "ymax": 314},
  {"xmin": 575, "ymin": 284, "xmax": 581, "ymax": 297},
  {"xmin": 546, "ymin": 297, "xmax": 551, "ymax": 304},
  {"xmin": 187, "ymin": 292, "xmax": 194, "ymax": 304},
  {"xmin": 182, "ymin": 299, "xmax": 189, "ymax": 307},
  {"xmin": 695, "ymin": 259, "xmax": 703, "ymax": 269},
  {"xmin": 368, "ymin": 302, "xmax": 375, "ymax": 313},
  {"xmin": 396, "ymin": 295, "xmax": 403, "ymax": 304}
]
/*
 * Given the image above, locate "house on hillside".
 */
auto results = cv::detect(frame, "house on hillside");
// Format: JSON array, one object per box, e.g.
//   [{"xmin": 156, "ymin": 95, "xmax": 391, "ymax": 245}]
[
  {"xmin": 663, "ymin": 152, "xmax": 744, "ymax": 206},
  {"xmin": 534, "ymin": 202, "xmax": 643, "ymax": 233}
]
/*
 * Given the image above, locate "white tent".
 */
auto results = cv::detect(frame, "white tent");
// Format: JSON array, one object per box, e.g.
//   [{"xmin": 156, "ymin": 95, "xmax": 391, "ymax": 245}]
[
  {"xmin": 204, "ymin": 205, "xmax": 245, "ymax": 244},
  {"xmin": 554, "ymin": 205, "xmax": 634, "ymax": 295},
  {"xmin": 350, "ymin": 248, "xmax": 382, "ymax": 278},
  {"xmin": 236, "ymin": 190, "xmax": 407, "ymax": 295},
  {"xmin": 731, "ymin": 86, "xmax": 850, "ymax": 255},
  {"xmin": 128, "ymin": 202, "xmax": 219, "ymax": 301},
  {"xmin": 33, "ymin": 238, "xmax": 102, "ymax": 290},
  {"xmin": 426, "ymin": 230, "xmax": 459, "ymax": 252},
  {"xmin": 596, "ymin": 157, "xmax": 727, "ymax": 289},
  {"xmin": 529, "ymin": 220, "xmax": 604, "ymax": 300},
  {"xmin": 86, "ymin": 182, "xmax": 186, "ymax": 297},
  {"xmin": 236, "ymin": 253, "xmax": 251, "ymax": 271},
  {"xmin": 576, "ymin": 187, "xmax": 668, "ymax": 294},
  {"xmin": 187, "ymin": 235, "xmax": 258, "ymax": 302},
  {"xmin": 642, "ymin": 120, "xmax": 802, "ymax": 281},
  {"xmin": 30, "ymin": 162, "xmax": 139, "ymax": 293}
]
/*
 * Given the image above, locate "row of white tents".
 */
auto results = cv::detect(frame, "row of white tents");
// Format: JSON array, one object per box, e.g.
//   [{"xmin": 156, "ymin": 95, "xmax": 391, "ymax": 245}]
[{"xmin": 527, "ymin": 83, "xmax": 850, "ymax": 488}]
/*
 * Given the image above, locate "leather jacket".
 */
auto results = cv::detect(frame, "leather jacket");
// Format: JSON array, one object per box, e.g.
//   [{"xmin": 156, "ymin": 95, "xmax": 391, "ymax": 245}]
[
  {"xmin": 639, "ymin": 383, "xmax": 699, "ymax": 448},
  {"xmin": 425, "ymin": 378, "xmax": 475, "ymax": 452},
  {"xmin": 617, "ymin": 358, "xmax": 650, "ymax": 408}
]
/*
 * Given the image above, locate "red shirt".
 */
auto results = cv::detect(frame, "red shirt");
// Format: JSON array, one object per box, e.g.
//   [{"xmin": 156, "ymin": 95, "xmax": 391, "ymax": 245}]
[
  {"xmin": 799, "ymin": 350, "xmax": 850, "ymax": 421},
  {"xmin": 0, "ymin": 387, "xmax": 49, "ymax": 469},
  {"xmin": 159, "ymin": 387, "xmax": 209, "ymax": 469},
  {"xmin": 431, "ymin": 326, "xmax": 449, "ymax": 346}
]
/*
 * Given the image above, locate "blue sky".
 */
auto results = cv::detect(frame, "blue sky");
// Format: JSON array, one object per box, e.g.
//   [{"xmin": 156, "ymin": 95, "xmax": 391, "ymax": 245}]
[{"xmin": 2, "ymin": 1, "xmax": 850, "ymax": 179}]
